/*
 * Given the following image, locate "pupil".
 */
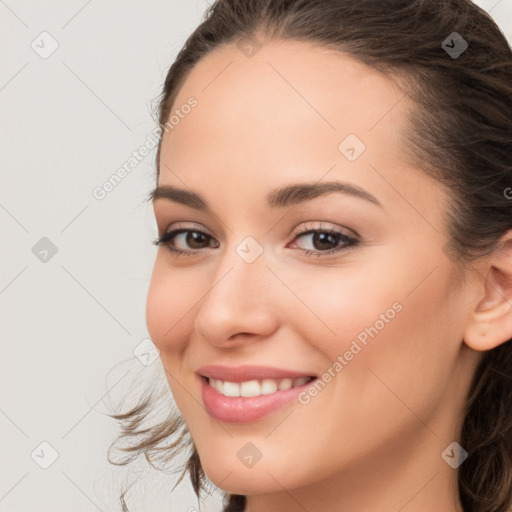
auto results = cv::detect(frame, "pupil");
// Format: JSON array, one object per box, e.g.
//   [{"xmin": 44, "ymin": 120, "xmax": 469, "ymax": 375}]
[
  {"xmin": 188, "ymin": 231, "xmax": 207, "ymax": 248},
  {"xmin": 314, "ymin": 232, "xmax": 337, "ymax": 250}
]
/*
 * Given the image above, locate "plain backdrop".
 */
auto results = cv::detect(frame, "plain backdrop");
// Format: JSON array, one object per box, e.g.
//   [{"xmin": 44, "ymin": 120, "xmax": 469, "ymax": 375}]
[{"xmin": 1, "ymin": 1, "xmax": 511, "ymax": 511}]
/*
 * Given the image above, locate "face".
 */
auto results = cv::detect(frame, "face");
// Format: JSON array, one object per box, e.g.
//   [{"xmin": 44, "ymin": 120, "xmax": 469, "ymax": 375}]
[{"xmin": 146, "ymin": 39, "xmax": 483, "ymax": 503}]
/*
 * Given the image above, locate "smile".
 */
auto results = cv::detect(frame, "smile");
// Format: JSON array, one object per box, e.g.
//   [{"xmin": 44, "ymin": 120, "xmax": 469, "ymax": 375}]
[
  {"xmin": 207, "ymin": 376, "xmax": 315, "ymax": 397},
  {"xmin": 199, "ymin": 374, "xmax": 318, "ymax": 423}
]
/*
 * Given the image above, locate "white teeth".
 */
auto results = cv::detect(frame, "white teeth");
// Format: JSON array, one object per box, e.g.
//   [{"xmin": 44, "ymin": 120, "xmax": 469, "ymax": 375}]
[
  {"xmin": 261, "ymin": 379, "xmax": 278, "ymax": 394},
  {"xmin": 208, "ymin": 376, "xmax": 313, "ymax": 397},
  {"xmin": 240, "ymin": 380, "xmax": 260, "ymax": 397},
  {"xmin": 212, "ymin": 378, "xmax": 224, "ymax": 394},
  {"xmin": 223, "ymin": 381, "xmax": 241, "ymax": 397}
]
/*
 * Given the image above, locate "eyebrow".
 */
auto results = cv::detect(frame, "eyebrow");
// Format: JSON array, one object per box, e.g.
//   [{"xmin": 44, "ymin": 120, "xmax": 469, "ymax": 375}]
[{"xmin": 149, "ymin": 181, "xmax": 383, "ymax": 210}]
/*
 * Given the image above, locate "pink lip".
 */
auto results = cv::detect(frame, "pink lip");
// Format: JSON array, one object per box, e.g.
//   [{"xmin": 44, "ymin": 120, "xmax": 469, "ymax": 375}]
[
  {"xmin": 197, "ymin": 364, "xmax": 316, "ymax": 382},
  {"xmin": 196, "ymin": 365, "xmax": 317, "ymax": 423}
]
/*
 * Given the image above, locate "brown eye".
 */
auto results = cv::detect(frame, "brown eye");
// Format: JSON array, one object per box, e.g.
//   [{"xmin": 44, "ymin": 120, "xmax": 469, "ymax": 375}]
[
  {"xmin": 184, "ymin": 231, "xmax": 211, "ymax": 249},
  {"xmin": 153, "ymin": 228, "xmax": 219, "ymax": 256},
  {"xmin": 290, "ymin": 227, "xmax": 359, "ymax": 258},
  {"xmin": 310, "ymin": 231, "xmax": 340, "ymax": 251}
]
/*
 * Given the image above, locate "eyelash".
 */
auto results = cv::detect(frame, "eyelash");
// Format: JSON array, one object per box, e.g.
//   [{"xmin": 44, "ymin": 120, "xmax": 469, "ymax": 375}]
[{"xmin": 152, "ymin": 224, "xmax": 359, "ymax": 259}]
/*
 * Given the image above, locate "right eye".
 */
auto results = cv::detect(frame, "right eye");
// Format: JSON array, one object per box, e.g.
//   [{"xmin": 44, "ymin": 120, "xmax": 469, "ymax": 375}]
[{"xmin": 152, "ymin": 228, "xmax": 219, "ymax": 256}]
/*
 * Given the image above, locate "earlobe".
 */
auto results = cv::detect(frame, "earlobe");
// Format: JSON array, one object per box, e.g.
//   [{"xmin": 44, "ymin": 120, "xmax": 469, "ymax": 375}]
[
  {"xmin": 463, "ymin": 231, "xmax": 512, "ymax": 352},
  {"xmin": 465, "ymin": 302, "xmax": 512, "ymax": 351}
]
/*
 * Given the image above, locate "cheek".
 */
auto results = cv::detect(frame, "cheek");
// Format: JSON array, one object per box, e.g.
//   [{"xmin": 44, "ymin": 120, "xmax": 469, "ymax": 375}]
[
  {"xmin": 145, "ymin": 257, "xmax": 196, "ymax": 349},
  {"xmin": 339, "ymin": 262, "xmax": 460, "ymax": 432},
  {"xmin": 285, "ymin": 260, "xmax": 407, "ymax": 358},
  {"xmin": 288, "ymin": 251, "xmax": 458, "ymax": 415},
  {"xmin": 145, "ymin": 261, "xmax": 199, "ymax": 414}
]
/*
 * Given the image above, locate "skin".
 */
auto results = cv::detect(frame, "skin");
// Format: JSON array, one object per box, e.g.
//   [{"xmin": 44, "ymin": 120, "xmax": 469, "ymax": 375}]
[{"xmin": 145, "ymin": 38, "xmax": 512, "ymax": 512}]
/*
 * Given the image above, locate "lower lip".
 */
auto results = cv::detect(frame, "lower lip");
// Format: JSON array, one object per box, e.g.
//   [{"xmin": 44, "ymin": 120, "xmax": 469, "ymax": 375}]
[{"xmin": 200, "ymin": 375, "xmax": 316, "ymax": 423}]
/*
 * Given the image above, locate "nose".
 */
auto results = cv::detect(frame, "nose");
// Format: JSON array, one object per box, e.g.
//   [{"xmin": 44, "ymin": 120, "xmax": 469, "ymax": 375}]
[{"xmin": 194, "ymin": 246, "xmax": 280, "ymax": 348}]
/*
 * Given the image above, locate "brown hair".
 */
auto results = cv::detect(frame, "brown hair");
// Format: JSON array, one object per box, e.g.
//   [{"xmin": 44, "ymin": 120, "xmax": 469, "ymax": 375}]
[{"xmin": 108, "ymin": 1, "xmax": 512, "ymax": 511}]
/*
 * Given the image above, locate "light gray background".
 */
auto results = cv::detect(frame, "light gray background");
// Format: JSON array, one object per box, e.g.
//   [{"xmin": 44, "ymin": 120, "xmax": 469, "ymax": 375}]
[{"xmin": 1, "ymin": 1, "xmax": 511, "ymax": 511}]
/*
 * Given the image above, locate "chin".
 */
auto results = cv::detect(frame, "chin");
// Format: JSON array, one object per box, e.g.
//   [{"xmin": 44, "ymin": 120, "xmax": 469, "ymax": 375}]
[{"xmin": 200, "ymin": 454, "xmax": 294, "ymax": 495}]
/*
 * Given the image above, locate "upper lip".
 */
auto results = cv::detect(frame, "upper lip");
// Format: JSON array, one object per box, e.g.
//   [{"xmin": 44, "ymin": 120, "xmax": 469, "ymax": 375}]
[{"xmin": 197, "ymin": 364, "xmax": 317, "ymax": 382}]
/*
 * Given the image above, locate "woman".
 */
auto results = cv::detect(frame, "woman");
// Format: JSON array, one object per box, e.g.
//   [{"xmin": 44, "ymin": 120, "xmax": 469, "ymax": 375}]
[{"xmin": 109, "ymin": 1, "xmax": 512, "ymax": 511}]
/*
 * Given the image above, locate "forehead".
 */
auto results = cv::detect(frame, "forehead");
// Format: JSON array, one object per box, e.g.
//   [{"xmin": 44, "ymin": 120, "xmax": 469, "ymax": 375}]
[
  {"xmin": 157, "ymin": 39, "xmax": 428, "ymax": 214},
  {"xmin": 161, "ymin": 38, "xmax": 409, "ymax": 166}
]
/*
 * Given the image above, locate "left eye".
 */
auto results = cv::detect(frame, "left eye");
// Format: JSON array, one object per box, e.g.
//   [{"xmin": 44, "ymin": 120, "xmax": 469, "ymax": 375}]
[{"xmin": 289, "ymin": 228, "xmax": 358, "ymax": 257}]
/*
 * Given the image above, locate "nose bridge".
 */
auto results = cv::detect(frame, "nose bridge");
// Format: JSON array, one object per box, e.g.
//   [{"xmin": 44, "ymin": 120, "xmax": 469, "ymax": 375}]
[
  {"xmin": 194, "ymin": 237, "xmax": 279, "ymax": 344},
  {"xmin": 212, "ymin": 234, "xmax": 273, "ymax": 303}
]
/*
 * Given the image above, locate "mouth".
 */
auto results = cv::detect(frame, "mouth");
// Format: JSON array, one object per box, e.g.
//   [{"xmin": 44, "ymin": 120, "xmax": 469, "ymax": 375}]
[
  {"xmin": 202, "ymin": 375, "xmax": 317, "ymax": 398},
  {"xmin": 196, "ymin": 364, "xmax": 319, "ymax": 422},
  {"xmin": 197, "ymin": 366, "xmax": 319, "ymax": 423}
]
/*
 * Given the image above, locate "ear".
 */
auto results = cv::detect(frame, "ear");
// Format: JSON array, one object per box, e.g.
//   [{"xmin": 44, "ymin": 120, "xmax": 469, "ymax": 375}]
[{"xmin": 464, "ymin": 230, "xmax": 512, "ymax": 351}]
